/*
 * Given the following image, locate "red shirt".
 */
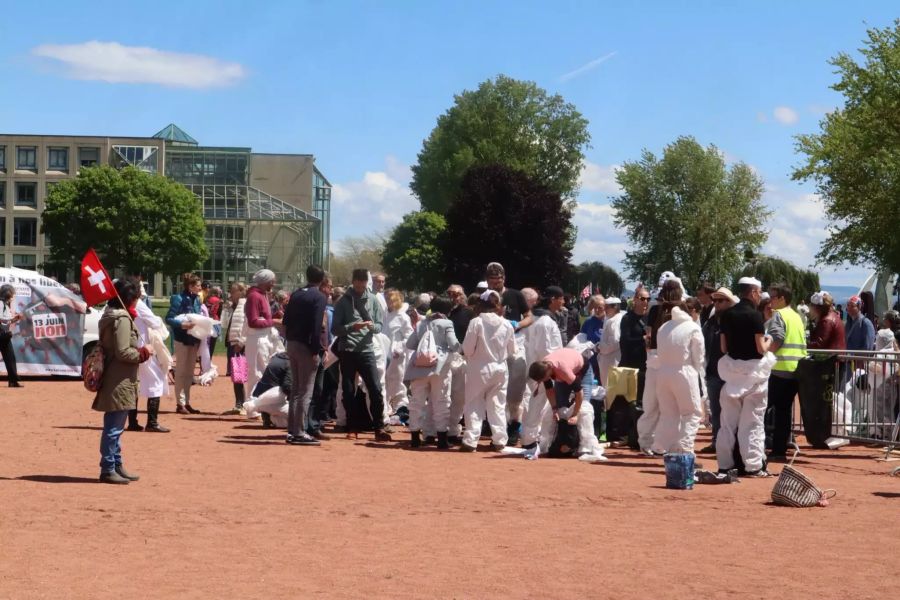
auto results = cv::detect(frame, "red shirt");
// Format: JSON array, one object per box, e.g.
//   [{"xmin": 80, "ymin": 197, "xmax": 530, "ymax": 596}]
[{"xmin": 244, "ymin": 287, "xmax": 273, "ymax": 329}]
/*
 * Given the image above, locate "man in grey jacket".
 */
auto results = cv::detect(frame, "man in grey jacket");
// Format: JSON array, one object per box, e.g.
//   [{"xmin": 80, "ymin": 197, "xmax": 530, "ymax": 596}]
[{"xmin": 331, "ymin": 268, "xmax": 390, "ymax": 441}]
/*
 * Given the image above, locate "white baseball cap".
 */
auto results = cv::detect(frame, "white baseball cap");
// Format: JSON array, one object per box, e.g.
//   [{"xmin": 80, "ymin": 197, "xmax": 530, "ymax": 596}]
[{"xmin": 738, "ymin": 276, "xmax": 762, "ymax": 288}]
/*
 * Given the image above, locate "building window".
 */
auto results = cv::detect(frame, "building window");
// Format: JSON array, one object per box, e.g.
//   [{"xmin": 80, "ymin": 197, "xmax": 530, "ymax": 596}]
[
  {"xmin": 0, "ymin": 217, "xmax": 5, "ymax": 246},
  {"xmin": 0, "ymin": 182, "xmax": 5, "ymax": 208},
  {"xmin": 48, "ymin": 147, "xmax": 68, "ymax": 171},
  {"xmin": 79, "ymin": 147, "xmax": 99, "ymax": 168},
  {"xmin": 0, "ymin": 146, "xmax": 5, "ymax": 170},
  {"xmin": 12, "ymin": 254, "xmax": 36, "ymax": 269},
  {"xmin": 17, "ymin": 146, "xmax": 37, "ymax": 170},
  {"xmin": 16, "ymin": 183, "xmax": 37, "ymax": 208},
  {"xmin": 13, "ymin": 218, "xmax": 37, "ymax": 246}
]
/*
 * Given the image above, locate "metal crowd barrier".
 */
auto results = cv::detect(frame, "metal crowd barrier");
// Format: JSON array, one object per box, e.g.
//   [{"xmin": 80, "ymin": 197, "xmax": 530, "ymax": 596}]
[{"xmin": 792, "ymin": 349, "xmax": 900, "ymax": 460}]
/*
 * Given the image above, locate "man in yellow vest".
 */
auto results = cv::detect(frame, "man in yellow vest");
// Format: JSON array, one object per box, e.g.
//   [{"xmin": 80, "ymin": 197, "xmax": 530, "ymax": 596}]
[{"xmin": 766, "ymin": 282, "xmax": 808, "ymax": 462}]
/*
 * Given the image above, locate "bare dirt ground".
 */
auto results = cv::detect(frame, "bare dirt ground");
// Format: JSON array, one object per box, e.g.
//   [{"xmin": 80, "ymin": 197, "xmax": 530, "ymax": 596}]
[{"xmin": 1, "ymin": 356, "xmax": 898, "ymax": 600}]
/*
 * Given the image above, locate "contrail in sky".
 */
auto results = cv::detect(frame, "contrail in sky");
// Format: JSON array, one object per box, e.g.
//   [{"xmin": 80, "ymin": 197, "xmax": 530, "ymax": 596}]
[{"xmin": 559, "ymin": 51, "xmax": 618, "ymax": 82}]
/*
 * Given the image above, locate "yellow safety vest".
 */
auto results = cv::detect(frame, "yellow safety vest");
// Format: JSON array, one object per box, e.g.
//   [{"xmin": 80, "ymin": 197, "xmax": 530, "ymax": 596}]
[{"xmin": 773, "ymin": 306, "xmax": 807, "ymax": 374}]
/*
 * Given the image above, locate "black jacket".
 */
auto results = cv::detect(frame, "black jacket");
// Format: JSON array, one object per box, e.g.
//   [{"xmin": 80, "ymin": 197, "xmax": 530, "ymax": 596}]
[
  {"xmin": 619, "ymin": 310, "xmax": 648, "ymax": 370},
  {"xmin": 283, "ymin": 285, "xmax": 326, "ymax": 354},
  {"xmin": 252, "ymin": 352, "xmax": 292, "ymax": 397}
]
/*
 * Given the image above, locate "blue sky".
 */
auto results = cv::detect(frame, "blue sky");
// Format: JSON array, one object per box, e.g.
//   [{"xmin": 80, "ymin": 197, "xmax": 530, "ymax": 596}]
[{"xmin": 1, "ymin": 1, "xmax": 896, "ymax": 287}]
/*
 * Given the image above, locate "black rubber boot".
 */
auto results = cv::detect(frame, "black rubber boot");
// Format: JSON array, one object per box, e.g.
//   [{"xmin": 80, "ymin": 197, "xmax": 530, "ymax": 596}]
[
  {"xmin": 437, "ymin": 432, "xmax": 449, "ymax": 450},
  {"xmin": 507, "ymin": 421, "xmax": 520, "ymax": 446},
  {"xmin": 411, "ymin": 431, "xmax": 422, "ymax": 448},
  {"xmin": 127, "ymin": 407, "xmax": 143, "ymax": 431},
  {"xmin": 145, "ymin": 397, "xmax": 170, "ymax": 433}
]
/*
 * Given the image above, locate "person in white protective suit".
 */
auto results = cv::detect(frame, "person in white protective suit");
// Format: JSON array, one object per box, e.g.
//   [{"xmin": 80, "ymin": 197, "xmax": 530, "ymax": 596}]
[
  {"xmin": 404, "ymin": 296, "xmax": 460, "ymax": 449},
  {"xmin": 528, "ymin": 347, "xmax": 606, "ymax": 460},
  {"xmin": 716, "ymin": 277, "xmax": 776, "ymax": 477},
  {"xmin": 243, "ymin": 351, "xmax": 292, "ymax": 428},
  {"xmin": 653, "ymin": 305, "xmax": 706, "ymax": 453},
  {"xmin": 636, "ymin": 277, "xmax": 685, "ymax": 456},
  {"xmin": 384, "ymin": 290, "xmax": 413, "ymax": 413},
  {"xmin": 459, "ymin": 290, "xmax": 518, "ymax": 452},
  {"xmin": 596, "ymin": 297, "xmax": 623, "ymax": 387},
  {"xmin": 129, "ymin": 300, "xmax": 172, "ymax": 432},
  {"xmin": 446, "ymin": 285, "xmax": 475, "ymax": 444},
  {"xmin": 518, "ymin": 295, "xmax": 563, "ymax": 451}
]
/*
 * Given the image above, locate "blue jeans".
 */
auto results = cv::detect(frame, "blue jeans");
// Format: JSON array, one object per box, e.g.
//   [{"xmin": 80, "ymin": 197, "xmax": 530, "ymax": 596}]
[{"xmin": 99, "ymin": 411, "xmax": 128, "ymax": 473}]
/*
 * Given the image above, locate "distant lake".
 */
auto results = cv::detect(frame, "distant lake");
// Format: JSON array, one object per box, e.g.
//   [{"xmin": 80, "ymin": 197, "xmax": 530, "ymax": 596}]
[{"xmin": 820, "ymin": 284, "xmax": 860, "ymax": 306}]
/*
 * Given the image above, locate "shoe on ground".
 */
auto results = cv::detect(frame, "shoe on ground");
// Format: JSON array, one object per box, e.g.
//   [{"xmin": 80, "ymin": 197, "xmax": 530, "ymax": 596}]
[
  {"xmin": 446, "ymin": 435, "xmax": 462, "ymax": 445},
  {"xmin": 175, "ymin": 405, "xmax": 190, "ymax": 415},
  {"xmin": 697, "ymin": 444, "xmax": 716, "ymax": 454},
  {"xmin": 9, "ymin": 382, "xmax": 23, "ymax": 388},
  {"xmin": 640, "ymin": 448, "xmax": 656, "ymax": 457},
  {"xmin": 309, "ymin": 431, "xmax": 330, "ymax": 441},
  {"xmin": 115, "ymin": 464, "xmax": 140, "ymax": 481},
  {"xmin": 99, "ymin": 471, "xmax": 130, "ymax": 484},
  {"xmin": 145, "ymin": 423, "xmax": 170, "ymax": 433},
  {"xmin": 743, "ymin": 469, "xmax": 772, "ymax": 478},
  {"xmin": 491, "ymin": 443, "xmax": 505, "ymax": 452},
  {"xmin": 459, "ymin": 443, "xmax": 477, "ymax": 453},
  {"xmin": 184, "ymin": 404, "xmax": 201, "ymax": 414},
  {"xmin": 374, "ymin": 430, "xmax": 393, "ymax": 442},
  {"xmin": 221, "ymin": 408, "xmax": 242, "ymax": 416},
  {"xmin": 127, "ymin": 423, "xmax": 144, "ymax": 432},
  {"xmin": 382, "ymin": 424, "xmax": 395, "ymax": 434},
  {"xmin": 286, "ymin": 434, "xmax": 321, "ymax": 446}
]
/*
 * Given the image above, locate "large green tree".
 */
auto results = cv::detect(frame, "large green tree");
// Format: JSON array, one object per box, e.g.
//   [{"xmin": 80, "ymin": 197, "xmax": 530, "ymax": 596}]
[
  {"xmin": 411, "ymin": 75, "xmax": 591, "ymax": 214},
  {"xmin": 733, "ymin": 254, "xmax": 820, "ymax": 306},
  {"xmin": 564, "ymin": 261, "xmax": 625, "ymax": 297},
  {"xmin": 328, "ymin": 234, "xmax": 385, "ymax": 286},
  {"xmin": 793, "ymin": 20, "xmax": 900, "ymax": 274},
  {"xmin": 442, "ymin": 164, "xmax": 572, "ymax": 289},
  {"xmin": 381, "ymin": 211, "xmax": 447, "ymax": 291},
  {"xmin": 41, "ymin": 166, "xmax": 207, "ymax": 276},
  {"xmin": 612, "ymin": 136, "xmax": 769, "ymax": 291}
]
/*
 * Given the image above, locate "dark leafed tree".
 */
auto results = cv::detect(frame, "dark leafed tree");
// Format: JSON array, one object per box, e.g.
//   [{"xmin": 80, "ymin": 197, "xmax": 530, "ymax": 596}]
[
  {"xmin": 733, "ymin": 254, "xmax": 820, "ymax": 306},
  {"xmin": 381, "ymin": 211, "xmax": 447, "ymax": 291},
  {"xmin": 564, "ymin": 261, "xmax": 626, "ymax": 296},
  {"xmin": 411, "ymin": 75, "xmax": 591, "ymax": 215},
  {"xmin": 41, "ymin": 165, "xmax": 207, "ymax": 277},
  {"xmin": 441, "ymin": 164, "xmax": 572, "ymax": 289},
  {"xmin": 612, "ymin": 136, "xmax": 769, "ymax": 291},
  {"xmin": 793, "ymin": 20, "xmax": 900, "ymax": 275}
]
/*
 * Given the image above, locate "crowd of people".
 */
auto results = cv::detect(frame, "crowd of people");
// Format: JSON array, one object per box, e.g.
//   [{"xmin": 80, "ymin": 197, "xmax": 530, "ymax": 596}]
[{"xmin": 82, "ymin": 263, "xmax": 898, "ymax": 484}]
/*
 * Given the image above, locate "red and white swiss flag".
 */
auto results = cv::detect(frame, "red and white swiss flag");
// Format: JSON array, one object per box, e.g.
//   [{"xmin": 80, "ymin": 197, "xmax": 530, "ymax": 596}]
[{"xmin": 80, "ymin": 248, "xmax": 116, "ymax": 306}]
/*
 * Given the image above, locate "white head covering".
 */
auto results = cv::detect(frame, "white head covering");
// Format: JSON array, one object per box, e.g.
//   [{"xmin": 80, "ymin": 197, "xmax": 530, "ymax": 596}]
[
  {"xmin": 738, "ymin": 276, "xmax": 762, "ymax": 288},
  {"xmin": 476, "ymin": 281, "xmax": 489, "ymax": 291},
  {"xmin": 604, "ymin": 297, "xmax": 622, "ymax": 305},
  {"xmin": 252, "ymin": 269, "xmax": 276, "ymax": 286},
  {"xmin": 810, "ymin": 291, "xmax": 829, "ymax": 306},
  {"xmin": 480, "ymin": 290, "xmax": 501, "ymax": 302}
]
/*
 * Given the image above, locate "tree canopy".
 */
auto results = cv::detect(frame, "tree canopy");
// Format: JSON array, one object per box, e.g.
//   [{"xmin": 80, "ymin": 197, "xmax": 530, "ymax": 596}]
[
  {"xmin": 793, "ymin": 20, "xmax": 900, "ymax": 274},
  {"xmin": 411, "ymin": 75, "xmax": 591, "ymax": 214},
  {"xmin": 611, "ymin": 136, "xmax": 769, "ymax": 291},
  {"xmin": 564, "ymin": 261, "xmax": 626, "ymax": 297},
  {"xmin": 381, "ymin": 211, "xmax": 447, "ymax": 291},
  {"xmin": 41, "ymin": 166, "xmax": 207, "ymax": 277},
  {"xmin": 328, "ymin": 234, "xmax": 385, "ymax": 286},
  {"xmin": 733, "ymin": 255, "xmax": 820, "ymax": 306},
  {"xmin": 441, "ymin": 164, "xmax": 572, "ymax": 290}
]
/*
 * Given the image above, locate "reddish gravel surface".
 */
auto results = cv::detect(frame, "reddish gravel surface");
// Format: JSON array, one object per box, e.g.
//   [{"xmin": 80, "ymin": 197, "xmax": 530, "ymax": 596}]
[{"xmin": 1, "ymin": 356, "xmax": 898, "ymax": 599}]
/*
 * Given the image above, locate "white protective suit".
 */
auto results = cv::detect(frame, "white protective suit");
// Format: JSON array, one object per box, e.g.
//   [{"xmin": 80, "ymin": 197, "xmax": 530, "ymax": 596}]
[
  {"xmin": 448, "ymin": 353, "xmax": 467, "ymax": 438},
  {"xmin": 384, "ymin": 307, "xmax": 413, "ymax": 411},
  {"xmin": 135, "ymin": 300, "xmax": 170, "ymax": 399},
  {"xmin": 636, "ymin": 350, "xmax": 661, "ymax": 453},
  {"xmin": 716, "ymin": 351, "xmax": 776, "ymax": 472},
  {"xmin": 242, "ymin": 320, "xmax": 284, "ymax": 400},
  {"xmin": 461, "ymin": 312, "xmax": 517, "ymax": 448},
  {"xmin": 243, "ymin": 387, "xmax": 289, "ymax": 428},
  {"xmin": 520, "ymin": 315, "xmax": 563, "ymax": 447},
  {"xmin": 596, "ymin": 311, "xmax": 623, "ymax": 386},
  {"xmin": 538, "ymin": 403, "xmax": 606, "ymax": 458},
  {"xmin": 653, "ymin": 307, "xmax": 706, "ymax": 454}
]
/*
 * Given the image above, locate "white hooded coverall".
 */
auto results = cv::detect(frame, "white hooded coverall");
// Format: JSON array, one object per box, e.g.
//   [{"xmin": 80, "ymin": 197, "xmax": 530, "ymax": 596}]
[
  {"xmin": 716, "ymin": 352, "xmax": 776, "ymax": 472},
  {"xmin": 384, "ymin": 308, "xmax": 413, "ymax": 411},
  {"xmin": 654, "ymin": 307, "xmax": 706, "ymax": 454},
  {"xmin": 596, "ymin": 311, "xmax": 623, "ymax": 386},
  {"xmin": 243, "ymin": 387, "xmax": 289, "ymax": 428},
  {"xmin": 636, "ymin": 349, "xmax": 661, "ymax": 453},
  {"xmin": 520, "ymin": 315, "xmax": 563, "ymax": 447},
  {"xmin": 461, "ymin": 312, "xmax": 518, "ymax": 448}
]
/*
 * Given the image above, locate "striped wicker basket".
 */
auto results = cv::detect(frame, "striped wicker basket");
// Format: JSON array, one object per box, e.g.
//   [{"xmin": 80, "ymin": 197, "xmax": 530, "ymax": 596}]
[{"xmin": 771, "ymin": 452, "xmax": 836, "ymax": 508}]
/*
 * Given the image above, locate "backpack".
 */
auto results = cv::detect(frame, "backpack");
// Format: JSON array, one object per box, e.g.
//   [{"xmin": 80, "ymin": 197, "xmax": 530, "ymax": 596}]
[
  {"xmin": 414, "ymin": 322, "xmax": 439, "ymax": 368},
  {"xmin": 83, "ymin": 344, "xmax": 106, "ymax": 392}
]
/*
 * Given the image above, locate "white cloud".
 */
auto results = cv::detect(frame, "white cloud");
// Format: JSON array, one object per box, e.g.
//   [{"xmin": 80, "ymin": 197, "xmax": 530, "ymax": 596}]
[
  {"xmin": 559, "ymin": 51, "xmax": 618, "ymax": 82},
  {"xmin": 772, "ymin": 106, "xmax": 799, "ymax": 125},
  {"xmin": 331, "ymin": 156, "xmax": 418, "ymax": 239},
  {"xmin": 572, "ymin": 238, "xmax": 628, "ymax": 266},
  {"xmin": 783, "ymin": 193, "xmax": 824, "ymax": 223},
  {"xmin": 808, "ymin": 104, "xmax": 836, "ymax": 116},
  {"xmin": 579, "ymin": 161, "xmax": 621, "ymax": 194},
  {"xmin": 31, "ymin": 41, "xmax": 246, "ymax": 89}
]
